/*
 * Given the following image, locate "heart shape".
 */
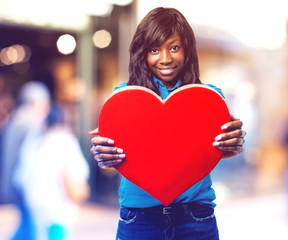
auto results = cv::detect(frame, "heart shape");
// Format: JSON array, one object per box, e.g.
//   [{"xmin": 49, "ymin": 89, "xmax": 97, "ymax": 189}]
[{"xmin": 98, "ymin": 84, "xmax": 230, "ymax": 206}]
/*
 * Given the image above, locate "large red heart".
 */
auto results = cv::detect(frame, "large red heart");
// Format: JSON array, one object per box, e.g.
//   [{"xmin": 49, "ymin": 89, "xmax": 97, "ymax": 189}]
[{"xmin": 98, "ymin": 84, "xmax": 230, "ymax": 206}]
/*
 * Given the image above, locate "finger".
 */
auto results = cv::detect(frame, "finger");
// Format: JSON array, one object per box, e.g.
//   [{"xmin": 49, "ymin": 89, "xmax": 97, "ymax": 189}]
[
  {"xmin": 216, "ymin": 145, "xmax": 243, "ymax": 153},
  {"xmin": 95, "ymin": 155, "xmax": 125, "ymax": 169},
  {"xmin": 91, "ymin": 136, "xmax": 114, "ymax": 146},
  {"xmin": 221, "ymin": 114, "xmax": 243, "ymax": 131},
  {"xmin": 93, "ymin": 145, "xmax": 124, "ymax": 154},
  {"xmin": 90, "ymin": 146, "xmax": 99, "ymax": 155},
  {"xmin": 213, "ymin": 137, "xmax": 245, "ymax": 147},
  {"xmin": 98, "ymin": 159, "xmax": 123, "ymax": 169},
  {"xmin": 215, "ymin": 129, "xmax": 246, "ymax": 141},
  {"xmin": 221, "ymin": 119, "xmax": 243, "ymax": 132},
  {"xmin": 89, "ymin": 128, "xmax": 99, "ymax": 135},
  {"xmin": 91, "ymin": 145, "xmax": 121, "ymax": 155},
  {"xmin": 221, "ymin": 150, "xmax": 241, "ymax": 159},
  {"xmin": 94, "ymin": 153, "xmax": 126, "ymax": 162}
]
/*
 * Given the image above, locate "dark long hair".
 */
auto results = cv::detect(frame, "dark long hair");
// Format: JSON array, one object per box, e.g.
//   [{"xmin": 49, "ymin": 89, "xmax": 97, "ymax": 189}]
[{"xmin": 128, "ymin": 7, "xmax": 201, "ymax": 95}]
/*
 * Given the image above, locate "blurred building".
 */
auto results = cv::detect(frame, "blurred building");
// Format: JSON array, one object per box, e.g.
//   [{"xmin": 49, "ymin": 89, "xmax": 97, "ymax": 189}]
[
  {"xmin": 0, "ymin": 0, "xmax": 134, "ymax": 206},
  {"xmin": 1, "ymin": 0, "xmax": 288, "ymax": 206}
]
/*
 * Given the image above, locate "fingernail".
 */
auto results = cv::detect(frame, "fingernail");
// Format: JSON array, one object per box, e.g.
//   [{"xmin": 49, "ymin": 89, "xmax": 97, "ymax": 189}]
[
  {"xmin": 108, "ymin": 139, "xmax": 114, "ymax": 144},
  {"xmin": 215, "ymin": 136, "xmax": 222, "ymax": 141},
  {"xmin": 118, "ymin": 154, "xmax": 126, "ymax": 158},
  {"xmin": 221, "ymin": 124, "xmax": 228, "ymax": 130},
  {"xmin": 117, "ymin": 148, "xmax": 123, "ymax": 154},
  {"xmin": 213, "ymin": 141, "xmax": 220, "ymax": 147}
]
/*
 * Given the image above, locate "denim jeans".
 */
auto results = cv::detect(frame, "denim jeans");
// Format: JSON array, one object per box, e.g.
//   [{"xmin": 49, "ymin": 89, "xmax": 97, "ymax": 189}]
[{"xmin": 116, "ymin": 203, "xmax": 219, "ymax": 240}]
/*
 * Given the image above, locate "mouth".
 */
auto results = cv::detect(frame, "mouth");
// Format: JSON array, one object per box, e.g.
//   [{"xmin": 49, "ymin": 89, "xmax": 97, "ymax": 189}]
[{"xmin": 157, "ymin": 67, "xmax": 176, "ymax": 76}]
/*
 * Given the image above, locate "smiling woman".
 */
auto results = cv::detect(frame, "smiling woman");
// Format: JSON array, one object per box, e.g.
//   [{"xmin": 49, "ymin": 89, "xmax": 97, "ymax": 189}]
[{"xmin": 90, "ymin": 7, "xmax": 246, "ymax": 240}]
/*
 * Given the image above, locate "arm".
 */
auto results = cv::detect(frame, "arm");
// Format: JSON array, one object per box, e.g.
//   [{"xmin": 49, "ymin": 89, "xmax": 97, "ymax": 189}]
[
  {"xmin": 62, "ymin": 168, "xmax": 90, "ymax": 204},
  {"xmin": 90, "ymin": 128, "xmax": 126, "ymax": 169},
  {"xmin": 213, "ymin": 114, "xmax": 246, "ymax": 159}
]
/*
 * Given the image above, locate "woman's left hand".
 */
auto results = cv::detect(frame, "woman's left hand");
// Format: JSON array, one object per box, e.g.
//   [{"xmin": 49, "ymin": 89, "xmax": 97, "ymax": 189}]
[{"xmin": 213, "ymin": 114, "xmax": 246, "ymax": 159}]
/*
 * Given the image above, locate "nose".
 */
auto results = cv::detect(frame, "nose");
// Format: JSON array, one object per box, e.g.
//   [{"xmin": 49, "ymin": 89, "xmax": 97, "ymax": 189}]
[{"xmin": 160, "ymin": 50, "xmax": 172, "ymax": 65}]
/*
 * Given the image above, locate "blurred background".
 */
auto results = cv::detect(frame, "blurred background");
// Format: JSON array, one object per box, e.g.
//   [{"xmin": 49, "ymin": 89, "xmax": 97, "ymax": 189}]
[{"xmin": 1, "ymin": 0, "xmax": 288, "ymax": 239}]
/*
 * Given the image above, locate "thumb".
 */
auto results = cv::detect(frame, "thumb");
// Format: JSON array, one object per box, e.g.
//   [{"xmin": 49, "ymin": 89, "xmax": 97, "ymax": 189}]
[{"xmin": 89, "ymin": 128, "xmax": 99, "ymax": 135}]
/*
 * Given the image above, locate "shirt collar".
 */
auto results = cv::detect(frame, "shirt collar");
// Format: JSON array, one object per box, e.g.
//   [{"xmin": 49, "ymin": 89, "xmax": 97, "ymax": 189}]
[{"xmin": 153, "ymin": 76, "xmax": 182, "ymax": 99}]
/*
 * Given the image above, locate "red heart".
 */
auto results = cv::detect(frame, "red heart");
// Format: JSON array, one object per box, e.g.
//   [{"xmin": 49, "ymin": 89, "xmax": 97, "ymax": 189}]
[{"xmin": 98, "ymin": 84, "xmax": 230, "ymax": 206}]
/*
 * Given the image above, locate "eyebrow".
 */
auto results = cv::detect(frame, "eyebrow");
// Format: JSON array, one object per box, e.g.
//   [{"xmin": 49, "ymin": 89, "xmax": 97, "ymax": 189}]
[
  {"xmin": 150, "ymin": 38, "xmax": 181, "ymax": 49},
  {"xmin": 169, "ymin": 38, "xmax": 181, "ymax": 45}
]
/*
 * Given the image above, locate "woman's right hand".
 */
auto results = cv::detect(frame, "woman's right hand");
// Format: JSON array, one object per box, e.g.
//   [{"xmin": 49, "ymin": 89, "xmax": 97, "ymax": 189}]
[{"xmin": 90, "ymin": 128, "xmax": 126, "ymax": 169}]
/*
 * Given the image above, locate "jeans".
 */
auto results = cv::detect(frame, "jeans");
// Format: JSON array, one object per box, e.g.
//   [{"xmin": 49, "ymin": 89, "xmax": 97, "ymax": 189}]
[{"xmin": 116, "ymin": 202, "xmax": 219, "ymax": 240}]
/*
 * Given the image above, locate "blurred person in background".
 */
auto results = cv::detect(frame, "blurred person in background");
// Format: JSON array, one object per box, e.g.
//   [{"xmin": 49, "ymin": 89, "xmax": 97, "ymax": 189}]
[
  {"xmin": 0, "ymin": 76, "xmax": 15, "ymax": 203},
  {"xmin": 0, "ymin": 75, "xmax": 14, "ymax": 132},
  {"xmin": 0, "ymin": 81, "xmax": 51, "ymax": 240},
  {"xmin": 13, "ymin": 102, "xmax": 90, "ymax": 240}
]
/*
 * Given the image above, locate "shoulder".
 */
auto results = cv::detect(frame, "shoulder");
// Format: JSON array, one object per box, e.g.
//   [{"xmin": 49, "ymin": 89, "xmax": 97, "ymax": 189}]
[{"xmin": 203, "ymin": 83, "xmax": 225, "ymax": 99}]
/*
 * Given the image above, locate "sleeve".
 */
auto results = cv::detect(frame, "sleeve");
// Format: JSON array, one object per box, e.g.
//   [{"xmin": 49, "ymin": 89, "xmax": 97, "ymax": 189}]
[
  {"xmin": 113, "ymin": 82, "xmax": 128, "ymax": 91},
  {"xmin": 204, "ymin": 84, "xmax": 225, "ymax": 99}
]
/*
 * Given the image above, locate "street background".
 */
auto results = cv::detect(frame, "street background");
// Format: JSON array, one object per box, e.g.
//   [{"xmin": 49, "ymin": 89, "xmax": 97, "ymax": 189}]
[
  {"xmin": 1, "ymin": 0, "xmax": 288, "ymax": 239},
  {"xmin": 1, "ymin": 191, "xmax": 287, "ymax": 239}
]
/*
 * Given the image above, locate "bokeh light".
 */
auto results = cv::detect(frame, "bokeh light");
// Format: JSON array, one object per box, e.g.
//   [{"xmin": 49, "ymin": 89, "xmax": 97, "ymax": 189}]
[
  {"xmin": 0, "ymin": 44, "xmax": 31, "ymax": 66},
  {"xmin": 56, "ymin": 34, "xmax": 77, "ymax": 55},
  {"xmin": 93, "ymin": 30, "xmax": 112, "ymax": 49}
]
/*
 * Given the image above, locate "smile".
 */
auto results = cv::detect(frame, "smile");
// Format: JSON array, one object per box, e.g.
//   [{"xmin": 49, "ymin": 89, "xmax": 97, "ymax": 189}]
[{"xmin": 157, "ymin": 67, "xmax": 176, "ymax": 75}]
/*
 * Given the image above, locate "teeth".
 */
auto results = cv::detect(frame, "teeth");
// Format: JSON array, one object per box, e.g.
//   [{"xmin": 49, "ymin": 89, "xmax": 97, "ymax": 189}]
[{"xmin": 159, "ymin": 68, "xmax": 174, "ymax": 74}]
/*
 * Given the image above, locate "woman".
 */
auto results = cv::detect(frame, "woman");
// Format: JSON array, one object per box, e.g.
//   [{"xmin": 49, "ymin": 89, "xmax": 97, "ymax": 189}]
[{"xmin": 91, "ymin": 7, "xmax": 245, "ymax": 240}]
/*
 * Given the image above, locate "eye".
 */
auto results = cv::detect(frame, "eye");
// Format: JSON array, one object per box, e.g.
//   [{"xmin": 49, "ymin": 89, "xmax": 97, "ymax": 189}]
[
  {"xmin": 149, "ymin": 48, "xmax": 159, "ymax": 54},
  {"xmin": 170, "ymin": 45, "xmax": 180, "ymax": 51}
]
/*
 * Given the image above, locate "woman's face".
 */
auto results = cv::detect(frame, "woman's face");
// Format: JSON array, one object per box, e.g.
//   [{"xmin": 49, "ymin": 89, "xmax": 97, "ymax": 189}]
[{"xmin": 147, "ymin": 33, "xmax": 185, "ymax": 88}]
